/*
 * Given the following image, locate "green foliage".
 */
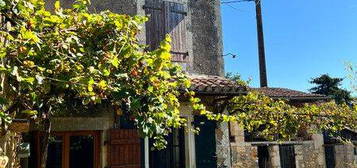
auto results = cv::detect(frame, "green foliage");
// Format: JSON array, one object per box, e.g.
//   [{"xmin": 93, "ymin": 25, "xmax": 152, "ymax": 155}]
[
  {"xmin": 0, "ymin": 0, "xmax": 207, "ymax": 149},
  {"xmin": 228, "ymin": 91, "xmax": 357, "ymax": 141},
  {"xmin": 225, "ymin": 72, "xmax": 251, "ymax": 87},
  {"xmin": 1, "ymin": 0, "xmax": 357, "ymax": 150},
  {"xmin": 310, "ymin": 74, "xmax": 352, "ymax": 105}
]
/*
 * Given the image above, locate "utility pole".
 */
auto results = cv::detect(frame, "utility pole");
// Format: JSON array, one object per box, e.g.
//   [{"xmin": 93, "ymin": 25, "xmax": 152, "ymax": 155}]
[
  {"xmin": 254, "ymin": 0, "xmax": 268, "ymax": 87},
  {"xmin": 221, "ymin": 0, "xmax": 268, "ymax": 87}
]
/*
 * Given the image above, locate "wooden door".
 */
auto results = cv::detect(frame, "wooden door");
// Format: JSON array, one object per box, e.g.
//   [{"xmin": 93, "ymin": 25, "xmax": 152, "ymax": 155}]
[
  {"xmin": 108, "ymin": 129, "xmax": 142, "ymax": 168},
  {"xmin": 279, "ymin": 145, "xmax": 296, "ymax": 168},
  {"xmin": 194, "ymin": 116, "xmax": 217, "ymax": 168}
]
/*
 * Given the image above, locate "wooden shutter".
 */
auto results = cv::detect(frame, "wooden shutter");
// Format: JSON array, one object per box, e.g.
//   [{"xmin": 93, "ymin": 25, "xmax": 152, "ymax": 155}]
[
  {"xmin": 163, "ymin": 1, "xmax": 188, "ymax": 62},
  {"xmin": 145, "ymin": 1, "xmax": 188, "ymax": 62},
  {"xmin": 145, "ymin": 0, "xmax": 165, "ymax": 51},
  {"xmin": 108, "ymin": 129, "xmax": 141, "ymax": 168}
]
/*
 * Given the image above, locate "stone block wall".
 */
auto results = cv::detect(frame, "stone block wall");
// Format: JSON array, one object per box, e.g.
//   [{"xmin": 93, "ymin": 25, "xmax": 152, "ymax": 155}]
[
  {"xmin": 229, "ymin": 122, "xmax": 328, "ymax": 168},
  {"xmin": 45, "ymin": 0, "xmax": 225, "ymax": 76},
  {"xmin": 334, "ymin": 144, "xmax": 357, "ymax": 168},
  {"xmin": 189, "ymin": 0, "xmax": 224, "ymax": 76},
  {"xmin": 295, "ymin": 142, "xmax": 324, "ymax": 168},
  {"xmin": 294, "ymin": 134, "xmax": 325, "ymax": 168},
  {"xmin": 268, "ymin": 145, "xmax": 281, "ymax": 168},
  {"xmin": 216, "ymin": 121, "xmax": 232, "ymax": 168},
  {"xmin": 231, "ymin": 143, "xmax": 258, "ymax": 168},
  {"xmin": 230, "ymin": 122, "xmax": 258, "ymax": 168}
]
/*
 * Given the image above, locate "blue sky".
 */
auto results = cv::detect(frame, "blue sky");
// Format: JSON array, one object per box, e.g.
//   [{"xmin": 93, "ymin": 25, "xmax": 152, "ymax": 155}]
[{"xmin": 222, "ymin": 0, "xmax": 357, "ymax": 93}]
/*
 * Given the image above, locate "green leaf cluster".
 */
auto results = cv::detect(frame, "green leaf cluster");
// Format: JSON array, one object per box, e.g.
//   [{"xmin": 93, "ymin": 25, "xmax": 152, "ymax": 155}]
[
  {"xmin": 0, "ymin": 0, "xmax": 206, "ymax": 148},
  {"xmin": 228, "ymin": 91, "xmax": 357, "ymax": 141}
]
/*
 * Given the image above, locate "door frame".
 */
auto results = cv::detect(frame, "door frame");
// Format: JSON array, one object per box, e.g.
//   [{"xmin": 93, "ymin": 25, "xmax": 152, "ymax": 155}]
[{"xmin": 35, "ymin": 131, "xmax": 101, "ymax": 168}]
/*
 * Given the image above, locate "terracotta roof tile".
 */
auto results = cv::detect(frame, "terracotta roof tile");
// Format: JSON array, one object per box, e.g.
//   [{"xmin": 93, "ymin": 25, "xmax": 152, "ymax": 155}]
[
  {"xmin": 187, "ymin": 75, "xmax": 329, "ymax": 100},
  {"xmin": 189, "ymin": 75, "xmax": 247, "ymax": 95},
  {"xmin": 251, "ymin": 87, "xmax": 329, "ymax": 100}
]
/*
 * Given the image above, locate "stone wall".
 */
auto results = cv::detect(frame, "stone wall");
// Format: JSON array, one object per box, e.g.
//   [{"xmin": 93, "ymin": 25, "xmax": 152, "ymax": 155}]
[
  {"xmin": 268, "ymin": 145, "xmax": 281, "ymax": 168},
  {"xmin": 45, "ymin": 0, "xmax": 225, "ymax": 76},
  {"xmin": 231, "ymin": 143, "xmax": 258, "ymax": 168},
  {"xmin": 334, "ymin": 144, "xmax": 357, "ymax": 168},
  {"xmin": 216, "ymin": 122, "xmax": 232, "ymax": 168},
  {"xmin": 230, "ymin": 122, "xmax": 258, "ymax": 168},
  {"xmin": 295, "ymin": 142, "xmax": 323, "ymax": 168},
  {"xmin": 229, "ymin": 121, "xmax": 328, "ymax": 168},
  {"xmin": 189, "ymin": 0, "xmax": 224, "ymax": 76}
]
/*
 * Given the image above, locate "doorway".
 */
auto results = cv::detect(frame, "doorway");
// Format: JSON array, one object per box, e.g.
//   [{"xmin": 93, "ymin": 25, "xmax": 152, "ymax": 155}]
[
  {"xmin": 194, "ymin": 116, "xmax": 217, "ymax": 168},
  {"xmin": 258, "ymin": 146, "xmax": 270, "ymax": 168},
  {"xmin": 279, "ymin": 145, "xmax": 296, "ymax": 168},
  {"xmin": 150, "ymin": 128, "xmax": 185, "ymax": 168}
]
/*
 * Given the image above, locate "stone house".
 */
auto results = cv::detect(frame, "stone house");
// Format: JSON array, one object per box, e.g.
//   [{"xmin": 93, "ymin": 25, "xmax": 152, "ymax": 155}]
[
  {"xmin": 7, "ymin": 0, "xmax": 357, "ymax": 168},
  {"xmin": 20, "ymin": 0, "xmax": 246, "ymax": 168}
]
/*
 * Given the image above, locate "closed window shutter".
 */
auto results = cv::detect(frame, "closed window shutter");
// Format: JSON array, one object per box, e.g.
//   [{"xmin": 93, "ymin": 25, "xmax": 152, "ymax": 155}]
[
  {"xmin": 145, "ymin": 1, "xmax": 188, "ymax": 62},
  {"xmin": 163, "ymin": 1, "xmax": 188, "ymax": 62},
  {"xmin": 145, "ymin": 1, "xmax": 165, "ymax": 51}
]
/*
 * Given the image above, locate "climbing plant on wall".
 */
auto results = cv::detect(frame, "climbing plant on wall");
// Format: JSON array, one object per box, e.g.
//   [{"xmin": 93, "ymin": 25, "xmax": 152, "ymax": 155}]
[
  {"xmin": 1, "ymin": 0, "xmax": 357, "ymax": 167},
  {"xmin": 227, "ymin": 91, "xmax": 357, "ymax": 141},
  {"xmin": 0, "ymin": 0, "xmax": 212, "ymax": 167}
]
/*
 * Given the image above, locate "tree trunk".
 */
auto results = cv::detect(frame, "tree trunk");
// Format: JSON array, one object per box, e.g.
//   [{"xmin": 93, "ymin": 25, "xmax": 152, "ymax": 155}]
[
  {"xmin": 40, "ymin": 118, "xmax": 51, "ymax": 168},
  {"xmin": 40, "ymin": 103, "xmax": 52, "ymax": 168}
]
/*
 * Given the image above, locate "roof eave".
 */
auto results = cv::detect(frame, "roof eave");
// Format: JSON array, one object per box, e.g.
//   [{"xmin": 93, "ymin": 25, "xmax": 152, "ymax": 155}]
[{"xmin": 270, "ymin": 96, "xmax": 331, "ymax": 101}]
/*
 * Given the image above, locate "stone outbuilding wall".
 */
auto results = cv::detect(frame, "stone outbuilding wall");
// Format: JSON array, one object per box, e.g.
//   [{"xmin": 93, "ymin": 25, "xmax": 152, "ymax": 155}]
[
  {"xmin": 230, "ymin": 122, "xmax": 258, "ymax": 168},
  {"xmin": 334, "ymin": 144, "xmax": 357, "ymax": 168},
  {"xmin": 216, "ymin": 122, "xmax": 232, "ymax": 168},
  {"xmin": 294, "ymin": 141, "xmax": 325, "ymax": 168},
  {"xmin": 229, "ymin": 121, "xmax": 327, "ymax": 168}
]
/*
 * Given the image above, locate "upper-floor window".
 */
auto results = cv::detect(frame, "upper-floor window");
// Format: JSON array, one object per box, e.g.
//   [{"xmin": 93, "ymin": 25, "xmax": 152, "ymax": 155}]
[{"xmin": 144, "ymin": 1, "xmax": 188, "ymax": 63}]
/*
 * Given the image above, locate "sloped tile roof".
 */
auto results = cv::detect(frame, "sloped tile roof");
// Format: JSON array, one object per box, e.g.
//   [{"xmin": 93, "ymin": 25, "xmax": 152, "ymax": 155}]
[
  {"xmin": 187, "ymin": 75, "xmax": 329, "ymax": 100},
  {"xmin": 189, "ymin": 75, "xmax": 247, "ymax": 95},
  {"xmin": 251, "ymin": 87, "xmax": 330, "ymax": 100}
]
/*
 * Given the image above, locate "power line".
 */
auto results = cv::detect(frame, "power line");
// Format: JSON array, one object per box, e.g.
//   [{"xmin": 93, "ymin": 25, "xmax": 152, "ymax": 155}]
[
  {"xmin": 221, "ymin": 0, "xmax": 253, "ymax": 4},
  {"xmin": 223, "ymin": 3, "xmax": 245, "ymax": 12}
]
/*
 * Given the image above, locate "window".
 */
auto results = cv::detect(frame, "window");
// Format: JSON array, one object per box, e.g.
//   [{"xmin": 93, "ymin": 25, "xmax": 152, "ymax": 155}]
[
  {"xmin": 150, "ymin": 128, "xmax": 185, "ymax": 168},
  {"xmin": 36, "ymin": 131, "xmax": 100, "ymax": 168}
]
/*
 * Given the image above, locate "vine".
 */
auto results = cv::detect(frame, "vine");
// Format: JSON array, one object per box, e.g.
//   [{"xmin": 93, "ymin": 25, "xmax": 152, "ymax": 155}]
[{"xmin": 1, "ymin": 1, "xmax": 357, "ymax": 167}]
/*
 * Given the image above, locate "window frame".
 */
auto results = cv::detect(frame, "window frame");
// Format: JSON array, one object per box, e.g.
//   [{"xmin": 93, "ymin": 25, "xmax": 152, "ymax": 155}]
[{"xmin": 35, "ymin": 131, "xmax": 101, "ymax": 168}]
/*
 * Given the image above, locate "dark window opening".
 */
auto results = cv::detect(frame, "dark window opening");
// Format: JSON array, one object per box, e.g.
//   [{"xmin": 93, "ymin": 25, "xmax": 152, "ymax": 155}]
[
  {"xmin": 325, "ymin": 145, "xmax": 335, "ymax": 168},
  {"xmin": 35, "ymin": 131, "xmax": 100, "ymax": 168},
  {"xmin": 69, "ymin": 135, "xmax": 95, "ymax": 168},
  {"xmin": 46, "ymin": 136, "xmax": 63, "ymax": 168},
  {"xmin": 258, "ymin": 146, "xmax": 270, "ymax": 168},
  {"xmin": 279, "ymin": 145, "xmax": 296, "ymax": 168},
  {"xmin": 150, "ymin": 128, "xmax": 185, "ymax": 168}
]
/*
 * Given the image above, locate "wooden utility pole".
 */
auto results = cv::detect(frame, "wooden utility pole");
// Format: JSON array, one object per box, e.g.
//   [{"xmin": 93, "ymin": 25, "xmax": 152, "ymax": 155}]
[{"xmin": 254, "ymin": 0, "xmax": 268, "ymax": 87}]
